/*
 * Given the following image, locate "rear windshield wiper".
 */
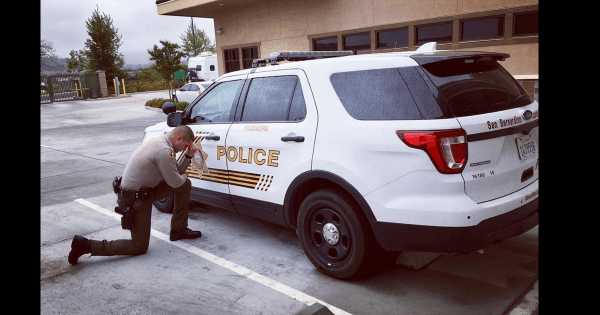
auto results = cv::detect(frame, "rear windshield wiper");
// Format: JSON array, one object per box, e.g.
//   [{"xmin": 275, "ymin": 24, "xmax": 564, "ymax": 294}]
[{"xmin": 511, "ymin": 94, "xmax": 533, "ymax": 106}]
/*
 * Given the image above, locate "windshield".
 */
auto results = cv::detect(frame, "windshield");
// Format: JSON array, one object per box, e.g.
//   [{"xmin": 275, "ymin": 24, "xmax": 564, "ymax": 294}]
[{"xmin": 420, "ymin": 59, "xmax": 532, "ymax": 117}]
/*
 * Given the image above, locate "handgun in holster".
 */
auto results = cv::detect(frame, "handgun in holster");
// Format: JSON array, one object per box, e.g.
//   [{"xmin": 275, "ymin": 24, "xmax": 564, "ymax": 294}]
[{"xmin": 112, "ymin": 176, "xmax": 134, "ymax": 230}]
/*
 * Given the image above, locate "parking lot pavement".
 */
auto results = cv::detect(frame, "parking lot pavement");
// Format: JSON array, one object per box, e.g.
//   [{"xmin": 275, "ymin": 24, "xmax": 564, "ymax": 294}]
[{"xmin": 40, "ymin": 91, "xmax": 538, "ymax": 315}]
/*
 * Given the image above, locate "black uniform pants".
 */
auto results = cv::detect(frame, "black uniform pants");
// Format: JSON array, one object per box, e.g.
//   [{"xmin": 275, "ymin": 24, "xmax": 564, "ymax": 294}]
[{"xmin": 90, "ymin": 179, "xmax": 192, "ymax": 256}]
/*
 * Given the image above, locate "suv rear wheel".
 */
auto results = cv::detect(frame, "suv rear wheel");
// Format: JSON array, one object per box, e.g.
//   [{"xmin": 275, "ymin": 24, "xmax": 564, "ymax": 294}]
[
  {"xmin": 297, "ymin": 188, "xmax": 373, "ymax": 279},
  {"xmin": 153, "ymin": 196, "xmax": 174, "ymax": 213}
]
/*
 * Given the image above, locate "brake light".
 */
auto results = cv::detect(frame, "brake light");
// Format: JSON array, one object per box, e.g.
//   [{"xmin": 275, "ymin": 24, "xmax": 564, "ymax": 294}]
[{"xmin": 397, "ymin": 129, "xmax": 467, "ymax": 174}]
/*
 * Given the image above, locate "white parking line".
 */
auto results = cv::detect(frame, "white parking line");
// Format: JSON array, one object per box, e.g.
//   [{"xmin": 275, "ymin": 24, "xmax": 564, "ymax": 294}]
[{"xmin": 74, "ymin": 198, "xmax": 352, "ymax": 315}]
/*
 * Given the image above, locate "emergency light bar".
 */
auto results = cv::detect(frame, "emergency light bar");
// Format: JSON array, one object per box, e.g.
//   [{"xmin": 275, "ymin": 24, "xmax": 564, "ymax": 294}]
[{"xmin": 252, "ymin": 51, "xmax": 355, "ymax": 68}]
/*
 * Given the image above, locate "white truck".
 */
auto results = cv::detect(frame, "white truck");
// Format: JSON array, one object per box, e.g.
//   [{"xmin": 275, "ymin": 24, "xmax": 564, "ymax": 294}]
[{"xmin": 187, "ymin": 51, "xmax": 218, "ymax": 82}]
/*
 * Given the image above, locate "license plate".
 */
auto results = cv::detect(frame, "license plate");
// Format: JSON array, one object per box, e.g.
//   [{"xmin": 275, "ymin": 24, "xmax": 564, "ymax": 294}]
[{"xmin": 515, "ymin": 134, "xmax": 536, "ymax": 160}]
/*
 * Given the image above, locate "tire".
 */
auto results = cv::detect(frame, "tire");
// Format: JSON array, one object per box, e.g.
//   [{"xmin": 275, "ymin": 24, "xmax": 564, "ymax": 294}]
[
  {"xmin": 153, "ymin": 196, "xmax": 174, "ymax": 213},
  {"xmin": 297, "ymin": 188, "xmax": 374, "ymax": 279}
]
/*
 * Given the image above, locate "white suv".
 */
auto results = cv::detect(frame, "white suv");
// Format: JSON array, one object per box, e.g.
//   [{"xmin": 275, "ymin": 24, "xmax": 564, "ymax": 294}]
[{"xmin": 144, "ymin": 43, "xmax": 539, "ymax": 279}]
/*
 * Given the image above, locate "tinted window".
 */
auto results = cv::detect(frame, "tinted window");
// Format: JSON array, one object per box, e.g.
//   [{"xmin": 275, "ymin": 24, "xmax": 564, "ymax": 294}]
[
  {"xmin": 420, "ymin": 59, "xmax": 531, "ymax": 117},
  {"xmin": 288, "ymin": 81, "xmax": 307, "ymax": 121},
  {"xmin": 190, "ymin": 80, "xmax": 242, "ymax": 123},
  {"xmin": 398, "ymin": 67, "xmax": 451, "ymax": 119},
  {"xmin": 242, "ymin": 46, "xmax": 258, "ymax": 69},
  {"xmin": 330, "ymin": 68, "xmax": 422, "ymax": 120},
  {"xmin": 313, "ymin": 37, "xmax": 338, "ymax": 51},
  {"xmin": 460, "ymin": 16, "xmax": 504, "ymax": 41},
  {"xmin": 377, "ymin": 28, "xmax": 408, "ymax": 49},
  {"xmin": 415, "ymin": 22, "xmax": 453, "ymax": 45},
  {"xmin": 513, "ymin": 11, "xmax": 538, "ymax": 37},
  {"xmin": 241, "ymin": 76, "xmax": 299, "ymax": 122},
  {"xmin": 224, "ymin": 49, "xmax": 240, "ymax": 73},
  {"xmin": 343, "ymin": 33, "xmax": 371, "ymax": 51},
  {"xmin": 180, "ymin": 84, "xmax": 191, "ymax": 91},
  {"xmin": 189, "ymin": 84, "xmax": 199, "ymax": 91}
]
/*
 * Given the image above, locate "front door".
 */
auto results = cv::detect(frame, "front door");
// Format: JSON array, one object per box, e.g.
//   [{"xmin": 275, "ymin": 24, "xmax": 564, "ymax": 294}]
[{"xmin": 182, "ymin": 74, "xmax": 247, "ymax": 211}]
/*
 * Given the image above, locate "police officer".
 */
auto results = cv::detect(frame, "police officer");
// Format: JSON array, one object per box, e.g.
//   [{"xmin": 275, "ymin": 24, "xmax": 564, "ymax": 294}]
[{"xmin": 68, "ymin": 125, "xmax": 202, "ymax": 265}]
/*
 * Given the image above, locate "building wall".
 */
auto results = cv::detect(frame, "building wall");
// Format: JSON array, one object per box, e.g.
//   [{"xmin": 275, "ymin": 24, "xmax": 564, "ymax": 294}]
[
  {"xmin": 158, "ymin": 0, "xmax": 538, "ymax": 90},
  {"xmin": 208, "ymin": 0, "xmax": 537, "ymax": 78}
]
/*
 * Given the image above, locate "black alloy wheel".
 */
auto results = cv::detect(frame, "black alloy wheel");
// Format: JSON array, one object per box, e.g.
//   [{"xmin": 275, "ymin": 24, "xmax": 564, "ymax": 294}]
[{"xmin": 297, "ymin": 188, "xmax": 373, "ymax": 279}]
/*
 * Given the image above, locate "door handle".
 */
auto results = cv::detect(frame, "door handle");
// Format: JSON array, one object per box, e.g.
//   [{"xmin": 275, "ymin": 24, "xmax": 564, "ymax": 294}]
[
  {"xmin": 281, "ymin": 136, "xmax": 304, "ymax": 142},
  {"xmin": 205, "ymin": 135, "xmax": 220, "ymax": 141}
]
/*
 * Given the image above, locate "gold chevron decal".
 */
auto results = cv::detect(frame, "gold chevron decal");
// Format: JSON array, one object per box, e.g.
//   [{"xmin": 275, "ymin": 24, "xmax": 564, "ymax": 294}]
[{"xmin": 186, "ymin": 167, "xmax": 273, "ymax": 191}]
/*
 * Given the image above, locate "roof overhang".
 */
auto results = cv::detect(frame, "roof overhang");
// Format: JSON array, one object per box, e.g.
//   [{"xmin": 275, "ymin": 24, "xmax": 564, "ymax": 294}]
[{"xmin": 156, "ymin": 0, "xmax": 257, "ymax": 18}]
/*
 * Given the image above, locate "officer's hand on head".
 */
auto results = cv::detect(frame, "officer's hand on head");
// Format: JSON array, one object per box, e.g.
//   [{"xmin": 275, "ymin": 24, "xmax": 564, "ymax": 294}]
[{"xmin": 187, "ymin": 144, "xmax": 198, "ymax": 155}]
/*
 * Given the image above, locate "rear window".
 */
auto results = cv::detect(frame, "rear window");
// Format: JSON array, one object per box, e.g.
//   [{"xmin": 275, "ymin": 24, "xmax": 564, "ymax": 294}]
[
  {"xmin": 330, "ymin": 68, "xmax": 422, "ymax": 120},
  {"xmin": 420, "ymin": 59, "xmax": 532, "ymax": 117}
]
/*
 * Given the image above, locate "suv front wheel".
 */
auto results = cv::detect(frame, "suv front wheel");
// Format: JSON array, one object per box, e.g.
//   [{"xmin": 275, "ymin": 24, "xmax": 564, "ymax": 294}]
[{"xmin": 297, "ymin": 188, "xmax": 373, "ymax": 279}]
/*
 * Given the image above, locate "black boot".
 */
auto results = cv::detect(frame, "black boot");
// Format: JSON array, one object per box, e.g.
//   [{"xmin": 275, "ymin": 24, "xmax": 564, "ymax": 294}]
[
  {"xmin": 68, "ymin": 235, "xmax": 91, "ymax": 265},
  {"xmin": 170, "ymin": 227, "xmax": 202, "ymax": 241}
]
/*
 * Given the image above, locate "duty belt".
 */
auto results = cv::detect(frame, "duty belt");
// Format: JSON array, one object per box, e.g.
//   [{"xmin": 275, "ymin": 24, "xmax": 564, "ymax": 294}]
[
  {"xmin": 118, "ymin": 187, "xmax": 152, "ymax": 200},
  {"xmin": 112, "ymin": 176, "xmax": 152, "ymax": 200}
]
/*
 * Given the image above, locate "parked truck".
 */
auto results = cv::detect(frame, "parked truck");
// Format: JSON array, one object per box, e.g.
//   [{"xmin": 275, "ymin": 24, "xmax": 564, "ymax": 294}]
[{"xmin": 187, "ymin": 51, "xmax": 218, "ymax": 82}]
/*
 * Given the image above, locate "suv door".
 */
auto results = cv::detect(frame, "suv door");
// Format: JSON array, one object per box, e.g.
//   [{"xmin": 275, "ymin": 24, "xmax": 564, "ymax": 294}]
[
  {"xmin": 225, "ymin": 69, "xmax": 317, "ymax": 224},
  {"xmin": 181, "ymin": 74, "xmax": 246, "ymax": 211}
]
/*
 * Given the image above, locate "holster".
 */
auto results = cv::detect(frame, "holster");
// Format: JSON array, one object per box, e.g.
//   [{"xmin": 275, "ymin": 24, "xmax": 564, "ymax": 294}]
[
  {"xmin": 115, "ymin": 199, "xmax": 134, "ymax": 230},
  {"xmin": 112, "ymin": 176, "xmax": 153, "ymax": 230},
  {"xmin": 112, "ymin": 176, "xmax": 133, "ymax": 230}
]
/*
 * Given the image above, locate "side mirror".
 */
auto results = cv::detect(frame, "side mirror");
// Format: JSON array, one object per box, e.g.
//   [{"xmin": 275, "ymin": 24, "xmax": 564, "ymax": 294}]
[
  {"xmin": 162, "ymin": 102, "xmax": 176, "ymax": 115},
  {"xmin": 167, "ymin": 112, "xmax": 182, "ymax": 127}
]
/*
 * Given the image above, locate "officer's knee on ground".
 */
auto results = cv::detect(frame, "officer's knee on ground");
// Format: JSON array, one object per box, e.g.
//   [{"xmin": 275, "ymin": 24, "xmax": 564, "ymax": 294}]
[{"xmin": 132, "ymin": 240, "xmax": 150, "ymax": 255}]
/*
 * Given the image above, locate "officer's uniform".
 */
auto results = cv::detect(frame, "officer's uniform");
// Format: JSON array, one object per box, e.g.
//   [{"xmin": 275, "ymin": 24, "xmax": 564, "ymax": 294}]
[{"xmin": 90, "ymin": 134, "xmax": 193, "ymax": 257}]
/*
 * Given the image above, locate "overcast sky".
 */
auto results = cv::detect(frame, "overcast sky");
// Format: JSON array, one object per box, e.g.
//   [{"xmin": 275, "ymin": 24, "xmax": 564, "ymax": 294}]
[{"xmin": 40, "ymin": 0, "xmax": 216, "ymax": 66}]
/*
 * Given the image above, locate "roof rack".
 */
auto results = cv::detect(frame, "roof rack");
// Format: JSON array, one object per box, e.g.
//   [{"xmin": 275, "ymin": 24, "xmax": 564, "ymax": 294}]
[{"xmin": 251, "ymin": 51, "xmax": 355, "ymax": 68}]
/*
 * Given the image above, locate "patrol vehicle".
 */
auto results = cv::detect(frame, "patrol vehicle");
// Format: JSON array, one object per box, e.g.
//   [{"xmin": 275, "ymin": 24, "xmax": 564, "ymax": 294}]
[{"xmin": 143, "ymin": 43, "xmax": 539, "ymax": 279}]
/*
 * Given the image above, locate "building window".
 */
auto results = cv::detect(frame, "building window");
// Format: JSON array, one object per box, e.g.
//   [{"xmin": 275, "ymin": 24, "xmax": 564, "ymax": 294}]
[
  {"xmin": 460, "ymin": 16, "xmax": 504, "ymax": 41},
  {"xmin": 313, "ymin": 36, "xmax": 338, "ymax": 51},
  {"xmin": 415, "ymin": 21, "xmax": 453, "ymax": 45},
  {"xmin": 242, "ymin": 46, "xmax": 258, "ymax": 69},
  {"xmin": 224, "ymin": 49, "xmax": 240, "ymax": 73},
  {"xmin": 343, "ymin": 32, "xmax": 371, "ymax": 51},
  {"xmin": 376, "ymin": 28, "xmax": 408, "ymax": 49},
  {"xmin": 513, "ymin": 11, "xmax": 538, "ymax": 37}
]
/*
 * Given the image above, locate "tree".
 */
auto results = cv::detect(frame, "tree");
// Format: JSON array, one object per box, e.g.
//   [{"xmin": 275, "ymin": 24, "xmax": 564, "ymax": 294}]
[
  {"xmin": 40, "ymin": 39, "xmax": 60, "ymax": 69},
  {"xmin": 65, "ymin": 49, "xmax": 88, "ymax": 73},
  {"xmin": 66, "ymin": 5, "xmax": 126, "ymax": 84},
  {"xmin": 137, "ymin": 67, "xmax": 163, "ymax": 83},
  {"xmin": 180, "ymin": 19, "xmax": 216, "ymax": 58},
  {"xmin": 148, "ymin": 40, "xmax": 185, "ymax": 100}
]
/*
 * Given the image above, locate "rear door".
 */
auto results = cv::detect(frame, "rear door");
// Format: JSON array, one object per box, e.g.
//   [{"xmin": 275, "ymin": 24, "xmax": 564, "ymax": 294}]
[{"xmin": 417, "ymin": 55, "xmax": 539, "ymax": 203}]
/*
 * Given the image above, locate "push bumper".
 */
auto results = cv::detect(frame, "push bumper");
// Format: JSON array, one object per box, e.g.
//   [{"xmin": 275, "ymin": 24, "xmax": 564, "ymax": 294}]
[{"xmin": 370, "ymin": 197, "xmax": 538, "ymax": 253}]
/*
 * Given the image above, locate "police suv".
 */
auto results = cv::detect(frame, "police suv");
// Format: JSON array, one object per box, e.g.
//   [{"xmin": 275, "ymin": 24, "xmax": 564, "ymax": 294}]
[{"xmin": 143, "ymin": 42, "xmax": 539, "ymax": 279}]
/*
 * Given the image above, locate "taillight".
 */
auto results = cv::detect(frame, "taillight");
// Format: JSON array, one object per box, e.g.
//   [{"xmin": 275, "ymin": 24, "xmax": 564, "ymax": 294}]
[{"xmin": 397, "ymin": 129, "xmax": 467, "ymax": 174}]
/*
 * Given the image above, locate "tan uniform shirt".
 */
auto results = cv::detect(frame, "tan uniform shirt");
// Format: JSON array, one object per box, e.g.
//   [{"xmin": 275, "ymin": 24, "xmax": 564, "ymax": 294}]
[{"xmin": 121, "ymin": 134, "xmax": 191, "ymax": 190}]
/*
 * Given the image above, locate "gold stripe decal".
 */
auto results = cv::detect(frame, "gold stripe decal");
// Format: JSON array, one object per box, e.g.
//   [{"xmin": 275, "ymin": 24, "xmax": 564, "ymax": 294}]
[{"xmin": 186, "ymin": 167, "xmax": 273, "ymax": 191}]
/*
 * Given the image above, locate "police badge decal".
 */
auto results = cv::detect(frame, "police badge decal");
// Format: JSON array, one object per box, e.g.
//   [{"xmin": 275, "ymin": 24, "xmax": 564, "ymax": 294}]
[{"xmin": 190, "ymin": 140, "xmax": 209, "ymax": 178}]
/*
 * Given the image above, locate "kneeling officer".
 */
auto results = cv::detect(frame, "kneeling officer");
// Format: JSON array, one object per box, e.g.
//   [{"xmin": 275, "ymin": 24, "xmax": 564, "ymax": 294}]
[{"xmin": 68, "ymin": 125, "xmax": 202, "ymax": 265}]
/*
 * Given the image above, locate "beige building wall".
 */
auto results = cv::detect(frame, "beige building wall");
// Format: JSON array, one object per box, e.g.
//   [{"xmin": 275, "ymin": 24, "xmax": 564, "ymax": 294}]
[{"xmin": 157, "ymin": 0, "xmax": 538, "ymax": 79}]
